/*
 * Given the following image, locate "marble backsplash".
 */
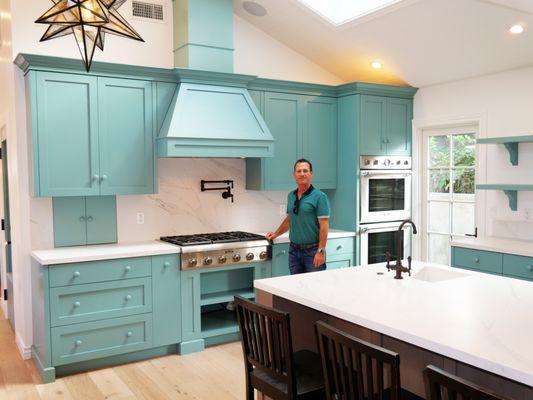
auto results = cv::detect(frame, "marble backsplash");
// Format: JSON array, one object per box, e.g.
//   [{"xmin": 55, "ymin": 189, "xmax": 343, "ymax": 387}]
[{"xmin": 30, "ymin": 158, "xmax": 290, "ymax": 249}]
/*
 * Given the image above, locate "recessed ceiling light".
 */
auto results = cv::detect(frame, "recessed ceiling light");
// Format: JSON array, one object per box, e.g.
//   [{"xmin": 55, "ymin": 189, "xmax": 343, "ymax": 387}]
[
  {"xmin": 243, "ymin": 1, "xmax": 267, "ymax": 17},
  {"xmin": 509, "ymin": 24, "xmax": 524, "ymax": 34},
  {"xmin": 371, "ymin": 60, "xmax": 382, "ymax": 69}
]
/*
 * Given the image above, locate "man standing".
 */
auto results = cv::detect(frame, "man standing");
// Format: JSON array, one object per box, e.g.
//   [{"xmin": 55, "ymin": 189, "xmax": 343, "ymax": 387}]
[{"xmin": 266, "ymin": 159, "xmax": 330, "ymax": 274}]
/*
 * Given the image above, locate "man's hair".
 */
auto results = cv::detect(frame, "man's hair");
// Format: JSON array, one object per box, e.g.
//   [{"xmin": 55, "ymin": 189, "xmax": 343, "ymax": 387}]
[{"xmin": 293, "ymin": 158, "xmax": 313, "ymax": 172}]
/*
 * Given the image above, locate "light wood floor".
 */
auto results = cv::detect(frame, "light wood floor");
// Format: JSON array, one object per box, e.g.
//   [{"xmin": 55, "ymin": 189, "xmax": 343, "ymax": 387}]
[{"xmin": 0, "ymin": 309, "xmax": 247, "ymax": 399}]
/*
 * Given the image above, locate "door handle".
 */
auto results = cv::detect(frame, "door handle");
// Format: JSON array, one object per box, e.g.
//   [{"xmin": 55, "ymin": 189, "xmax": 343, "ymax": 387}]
[{"xmin": 465, "ymin": 227, "xmax": 478, "ymax": 238}]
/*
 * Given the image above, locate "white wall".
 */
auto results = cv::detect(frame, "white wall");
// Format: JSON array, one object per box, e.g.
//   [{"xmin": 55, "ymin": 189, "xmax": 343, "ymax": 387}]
[{"xmin": 414, "ymin": 65, "xmax": 533, "ymax": 241}]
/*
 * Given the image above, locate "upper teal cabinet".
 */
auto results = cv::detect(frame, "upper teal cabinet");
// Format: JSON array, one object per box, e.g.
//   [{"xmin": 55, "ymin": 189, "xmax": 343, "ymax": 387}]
[
  {"xmin": 246, "ymin": 91, "xmax": 337, "ymax": 190},
  {"xmin": 98, "ymin": 78, "xmax": 154, "ymax": 195},
  {"xmin": 29, "ymin": 71, "xmax": 156, "ymax": 197},
  {"xmin": 359, "ymin": 95, "xmax": 412, "ymax": 156}
]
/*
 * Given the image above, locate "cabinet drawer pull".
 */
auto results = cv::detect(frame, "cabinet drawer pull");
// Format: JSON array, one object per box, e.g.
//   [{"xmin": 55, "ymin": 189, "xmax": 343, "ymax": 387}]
[
  {"xmin": 163, "ymin": 261, "xmax": 171, "ymax": 268},
  {"xmin": 474, "ymin": 257, "xmax": 480, "ymax": 263},
  {"xmin": 125, "ymin": 294, "xmax": 132, "ymax": 301},
  {"xmin": 73, "ymin": 301, "xmax": 81, "ymax": 308},
  {"xmin": 126, "ymin": 331, "xmax": 133, "ymax": 338},
  {"xmin": 79, "ymin": 216, "xmax": 86, "ymax": 222},
  {"xmin": 73, "ymin": 271, "xmax": 81, "ymax": 278},
  {"xmin": 75, "ymin": 340, "xmax": 83, "ymax": 347},
  {"xmin": 280, "ymin": 250, "xmax": 287, "ymax": 255},
  {"xmin": 92, "ymin": 174, "xmax": 99, "ymax": 181},
  {"xmin": 100, "ymin": 174, "xmax": 108, "ymax": 181},
  {"xmin": 336, "ymin": 245, "xmax": 344, "ymax": 250},
  {"xmin": 527, "ymin": 265, "xmax": 533, "ymax": 272},
  {"xmin": 124, "ymin": 265, "xmax": 131, "ymax": 272}
]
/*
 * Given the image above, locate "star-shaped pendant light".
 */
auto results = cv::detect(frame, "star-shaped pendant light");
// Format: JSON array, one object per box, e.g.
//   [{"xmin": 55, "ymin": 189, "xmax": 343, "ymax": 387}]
[{"xmin": 36, "ymin": 0, "xmax": 144, "ymax": 71}]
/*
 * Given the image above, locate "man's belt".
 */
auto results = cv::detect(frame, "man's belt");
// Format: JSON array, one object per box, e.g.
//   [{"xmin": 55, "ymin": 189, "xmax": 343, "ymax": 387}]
[{"xmin": 290, "ymin": 242, "xmax": 319, "ymax": 250}]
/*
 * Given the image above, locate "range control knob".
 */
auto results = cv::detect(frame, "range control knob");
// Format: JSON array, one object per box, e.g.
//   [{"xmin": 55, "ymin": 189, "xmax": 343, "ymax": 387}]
[
  {"xmin": 218, "ymin": 255, "xmax": 227, "ymax": 263},
  {"xmin": 383, "ymin": 159, "xmax": 391, "ymax": 166},
  {"xmin": 373, "ymin": 160, "xmax": 378, "ymax": 165},
  {"xmin": 188, "ymin": 258, "xmax": 197, "ymax": 267},
  {"xmin": 404, "ymin": 160, "xmax": 409, "ymax": 165},
  {"xmin": 259, "ymin": 251, "xmax": 268, "ymax": 260},
  {"xmin": 204, "ymin": 257, "xmax": 213, "ymax": 265},
  {"xmin": 246, "ymin": 252, "xmax": 255, "ymax": 261},
  {"xmin": 364, "ymin": 159, "xmax": 371, "ymax": 166},
  {"xmin": 396, "ymin": 160, "xmax": 401, "ymax": 165},
  {"xmin": 233, "ymin": 254, "xmax": 241, "ymax": 262}
]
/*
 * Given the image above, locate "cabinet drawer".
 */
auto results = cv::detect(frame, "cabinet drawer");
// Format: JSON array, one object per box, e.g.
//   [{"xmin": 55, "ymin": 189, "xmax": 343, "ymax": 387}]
[
  {"xmin": 51, "ymin": 313, "xmax": 152, "ymax": 366},
  {"xmin": 326, "ymin": 253, "xmax": 354, "ymax": 270},
  {"xmin": 326, "ymin": 237, "xmax": 354, "ymax": 256},
  {"xmin": 50, "ymin": 277, "xmax": 152, "ymax": 326},
  {"xmin": 49, "ymin": 256, "xmax": 151, "ymax": 287},
  {"xmin": 453, "ymin": 247, "xmax": 502, "ymax": 274},
  {"xmin": 503, "ymin": 254, "xmax": 533, "ymax": 281}
]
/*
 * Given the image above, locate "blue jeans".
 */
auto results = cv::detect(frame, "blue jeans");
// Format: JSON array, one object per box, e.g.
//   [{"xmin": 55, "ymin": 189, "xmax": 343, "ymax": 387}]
[{"xmin": 288, "ymin": 245, "xmax": 327, "ymax": 275}]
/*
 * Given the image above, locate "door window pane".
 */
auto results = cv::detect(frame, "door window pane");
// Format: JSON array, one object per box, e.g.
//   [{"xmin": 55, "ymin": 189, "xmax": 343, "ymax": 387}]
[
  {"xmin": 452, "ymin": 202, "xmax": 475, "ymax": 235},
  {"xmin": 429, "ymin": 135, "xmax": 450, "ymax": 167},
  {"xmin": 453, "ymin": 133, "xmax": 476, "ymax": 167},
  {"xmin": 429, "ymin": 202, "xmax": 450, "ymax": 233},
  {"xmin": 429, "ymin": 170, "xmax": 450, "ymax": 194},
  {"xmin": 428, "ymin": 234, "xmax": 450, "ymax": 265},
  {"xmin": 453, "ymin": 168, "xmax": 475, "ymax": 194}
]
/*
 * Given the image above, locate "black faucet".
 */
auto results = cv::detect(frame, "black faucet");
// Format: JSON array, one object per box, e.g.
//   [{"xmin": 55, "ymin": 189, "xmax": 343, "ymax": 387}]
[{"xmin": 386, "ymin": 219, "xmax": 417, "ymax": 279}]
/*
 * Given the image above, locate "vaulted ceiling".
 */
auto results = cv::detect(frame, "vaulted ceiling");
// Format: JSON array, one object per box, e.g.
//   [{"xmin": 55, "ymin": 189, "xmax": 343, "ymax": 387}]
[{"xmin": 233, "ymin": 0, "xmax": 533, "ymax": 87}]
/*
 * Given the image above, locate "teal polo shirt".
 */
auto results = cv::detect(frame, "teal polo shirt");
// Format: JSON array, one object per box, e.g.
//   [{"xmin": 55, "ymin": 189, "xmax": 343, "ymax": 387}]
[{"xmin": 287, "ymin": 186, "xmax": 330, "ymax": 245}]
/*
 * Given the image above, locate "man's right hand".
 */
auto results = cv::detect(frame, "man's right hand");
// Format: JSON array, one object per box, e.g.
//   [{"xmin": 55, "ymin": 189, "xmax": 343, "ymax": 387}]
[{"xmin": 265, "ymin": 232, "xmax": 276, "ymax": 241}]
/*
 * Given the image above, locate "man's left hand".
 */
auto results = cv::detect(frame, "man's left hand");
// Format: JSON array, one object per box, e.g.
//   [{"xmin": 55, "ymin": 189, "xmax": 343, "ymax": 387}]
[{"xmin": 313, "ymin": 252, "xmax": 325, "ymax": 268}]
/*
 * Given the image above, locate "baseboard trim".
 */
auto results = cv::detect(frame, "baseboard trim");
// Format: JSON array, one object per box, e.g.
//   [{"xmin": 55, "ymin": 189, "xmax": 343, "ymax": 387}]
[{"xmin": 16, "ymin": 332, "xmax": 32, "ymax": 360}]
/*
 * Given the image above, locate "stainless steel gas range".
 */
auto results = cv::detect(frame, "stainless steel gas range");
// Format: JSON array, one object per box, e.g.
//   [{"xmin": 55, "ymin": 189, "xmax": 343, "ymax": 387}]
[{"xmin": 160, "ymin": 231, "xmax": 270, "ymax": 270}]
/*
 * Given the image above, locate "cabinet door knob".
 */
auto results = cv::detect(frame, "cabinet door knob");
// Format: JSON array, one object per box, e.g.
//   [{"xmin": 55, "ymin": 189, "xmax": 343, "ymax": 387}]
[
  {"xmin": 73, "ymin": 301, "xmax": 81, "ymax": 308},
  {"xmin": 75, "ymin": 340, "xmax": 83, "ymax": 347},
  {"xmin": 474, "ymin": 257, "xmax": 480, "ymax": 263},
  {"xmin": 163, "ymin": 261, "xmax": 171, "ymax": 268},
  {"xmin": 280, "ymin": 250, "xmax": 287, "ymax": 255},
  {"xmin": 124, "ymin": 265, "xmax": 131, "ymax": 272},
  {"xmin": 100, "ymin": 174, "xmax": 108, "ymax": 181},
  {"xmin": 92, "ymin": 174, "xmax": 99, "ymax": 181},
  {"xmin": 73, "ymin": 271, "xmax": 81, "ymax": 278},
  {"xmin": 86, "ymin": 216, "xmax": 93, "ymax": 222},
  {"xmin": 79, "ymin": 216, "xmax": 86, "ymax": 222},
  {"xmin": 336, "ymin": 245, "xmax": 343, "ymax": 250},
  {"xmin": 125, "ymin": 294, "xmax": 132, "ymax": 301},
  {"xmin": 126, "ymin": 331, "xmax": 133, "ymax": 338},
  {"xmin": 527, "ymin": 265, "xmax": 533, "ymax": 272}
]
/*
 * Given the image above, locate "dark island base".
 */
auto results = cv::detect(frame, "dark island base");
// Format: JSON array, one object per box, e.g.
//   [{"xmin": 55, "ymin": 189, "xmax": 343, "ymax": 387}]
[{"xmin": 255, "ymin": 289, "xmax": 532, "ymax": 400}]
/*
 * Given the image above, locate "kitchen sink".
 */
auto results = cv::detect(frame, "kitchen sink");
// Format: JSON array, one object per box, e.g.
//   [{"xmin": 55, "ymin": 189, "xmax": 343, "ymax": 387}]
[{"xmin": 413, "ymin": 267, "xmax": 469, "ymax": 282}]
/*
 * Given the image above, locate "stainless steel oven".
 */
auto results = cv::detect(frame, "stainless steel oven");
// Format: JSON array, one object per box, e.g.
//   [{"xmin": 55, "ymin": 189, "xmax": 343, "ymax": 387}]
[
  {"xmin": 360, "ymin": 156, "xmax": 412, "ymax": 224},
  {"xmin": 359, "ymin": 221, "xmax": 411, "ymax": 266}
]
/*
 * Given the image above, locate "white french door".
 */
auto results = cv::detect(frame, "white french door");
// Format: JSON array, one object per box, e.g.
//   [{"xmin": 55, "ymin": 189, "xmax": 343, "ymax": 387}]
[{"xmin": 420, "ymin": 126, "xmax": 478, "ymax": 265}]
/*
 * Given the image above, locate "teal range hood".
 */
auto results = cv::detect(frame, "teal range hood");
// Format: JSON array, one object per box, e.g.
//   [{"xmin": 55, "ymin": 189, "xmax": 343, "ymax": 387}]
[{"xmin": 156, "ymin": 82, "xmax": 274, "ymax": 158}]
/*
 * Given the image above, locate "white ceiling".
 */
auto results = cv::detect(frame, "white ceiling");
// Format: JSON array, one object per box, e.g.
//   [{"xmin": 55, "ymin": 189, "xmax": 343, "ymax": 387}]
[{"xmin": 233, "ymin": 0, "xmax": 533, "ymax": 87}]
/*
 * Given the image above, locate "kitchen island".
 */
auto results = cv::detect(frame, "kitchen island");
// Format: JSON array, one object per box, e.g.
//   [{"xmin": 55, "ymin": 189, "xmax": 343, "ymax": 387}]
[{"xmin": 254, "ymin": 261, "xmax": 533, "ymax": 399}]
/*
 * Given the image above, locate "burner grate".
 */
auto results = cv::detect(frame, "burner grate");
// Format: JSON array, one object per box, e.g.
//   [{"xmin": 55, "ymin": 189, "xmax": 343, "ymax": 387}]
[{"xmin": 160, "ymin": 231, "xmax": 266, "ymax": 246}]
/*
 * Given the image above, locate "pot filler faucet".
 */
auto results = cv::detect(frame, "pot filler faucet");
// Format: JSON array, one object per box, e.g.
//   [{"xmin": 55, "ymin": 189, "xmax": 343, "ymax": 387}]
[{"xmin": 385, "ymin": 219, "xmax": 418, "ymax": 280}]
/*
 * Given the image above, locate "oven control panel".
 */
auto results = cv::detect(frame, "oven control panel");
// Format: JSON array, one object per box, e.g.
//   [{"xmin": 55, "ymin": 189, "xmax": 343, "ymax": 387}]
[
  {"xmin": 181, "ymin": 246, "xmax": 270, "ymax": 270},
  {"xmin": 360, "ymin": 156, "xmax": 411, "ymax": 170}
]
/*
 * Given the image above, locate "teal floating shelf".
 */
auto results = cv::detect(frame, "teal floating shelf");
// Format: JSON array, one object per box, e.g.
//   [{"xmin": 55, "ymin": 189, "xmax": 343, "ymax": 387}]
[
  {"xmin": 477, "ymin": 135, "xmax": 533, "ymax": 166},
  {"xmin": 476, "ymin": 184, "xmax": 533, "ymax": 211}
]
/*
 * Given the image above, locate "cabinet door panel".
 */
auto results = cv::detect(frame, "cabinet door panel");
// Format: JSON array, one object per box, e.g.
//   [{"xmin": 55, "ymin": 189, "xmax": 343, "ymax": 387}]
[
  {"xmin": 85, "ymin": 196, "xmax": 117, "ymax": 245},
  {"xmin": 36, "ymin": 72, "xmax": 99, "ymax": 196},
  {"xmin": 181, "ymin": 270, "xmax": 201, "ymax": 341},
  {"xmin": 53, "ymin": 197, "xmax": 87, "ymax": 247},
  {"xmin": 360, "ymin": 95, "xmax": 387, "ymax": 156},
  {"xmin": 272, "ymin": 243, "xmax": 290, "ymax": 277},
  {"xmin": 264, "ymin": 93, "xmax": 300, "ymax": 189},
  {"xmin": 387, "ymin": 98, "xmax": 412, "ymax": 156},
  {"xmin": 303, "ymin": 96, "xmax": 337, "ymax": 189},
  {"xmin": 98, "ymin": 78, "xmax": 154, "ymax": 195}
]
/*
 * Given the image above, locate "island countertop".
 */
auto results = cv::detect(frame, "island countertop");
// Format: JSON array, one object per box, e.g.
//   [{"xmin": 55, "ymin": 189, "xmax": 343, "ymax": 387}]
[{"xmin": 254, "ymin": 261, "xmax": 533, "ymax": 387}]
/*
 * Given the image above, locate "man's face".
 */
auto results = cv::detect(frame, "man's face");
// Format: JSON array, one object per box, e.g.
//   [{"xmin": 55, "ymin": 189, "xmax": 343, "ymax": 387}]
[{"xmin": 293, "ymin": 162, "xmax": 313, "ymax": 186}]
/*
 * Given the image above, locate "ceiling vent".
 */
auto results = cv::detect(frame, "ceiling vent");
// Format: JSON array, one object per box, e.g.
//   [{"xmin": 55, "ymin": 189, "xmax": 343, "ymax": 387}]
[{"xmin": 132, "ymin": 1, "xmax": 165, "ymax": 22}]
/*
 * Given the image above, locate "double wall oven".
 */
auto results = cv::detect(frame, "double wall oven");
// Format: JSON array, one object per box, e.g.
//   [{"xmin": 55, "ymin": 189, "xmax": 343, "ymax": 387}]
[{"xmin": 359, "ymin": 156, "xmax": 412, "ymax": 265}]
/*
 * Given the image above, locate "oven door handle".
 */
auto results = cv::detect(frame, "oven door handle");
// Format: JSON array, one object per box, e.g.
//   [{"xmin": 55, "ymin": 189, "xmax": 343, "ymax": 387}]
[{"xmin": 360, "ymin": 170, "xmax": 412, "ymax": 177}]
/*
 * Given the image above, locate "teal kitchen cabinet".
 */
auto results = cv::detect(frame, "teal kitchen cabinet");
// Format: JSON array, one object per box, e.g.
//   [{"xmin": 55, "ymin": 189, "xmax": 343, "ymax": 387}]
[
  {"xmin": 98, "ymin": 78, "xmax": 154, "ymax": 195},
  {"xmin": 31, "ymin": 253, "xmax": 181, "ymax": 383},
  {"xmin": 271, "ymin": 243, "xmax": 290, "ymax": 277},
  {"xmin": 360, "ymin": 95, "xmax": 412, "ymax": 156},
  {"xmin": 52, "ymin": 196, "xmax": 117, "ymax": 247},
  {"xmin": 152, "ymin": 255, "xmax": 181, "ymax": 347},
  {"xmin": 34, "ymin": 72, "xmax": 100, "ymax": 197},
  {"xmin": 246, "ymin": 92, "xmax": 337, "ymax": 190},
  {"xmin": 29, "ymin": 71, "xmax": 157, "ymax": 197}
]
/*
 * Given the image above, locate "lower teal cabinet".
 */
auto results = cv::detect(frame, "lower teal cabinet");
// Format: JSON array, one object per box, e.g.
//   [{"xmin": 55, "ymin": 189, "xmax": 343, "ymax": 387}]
[
  {"xmin": 152, "ymin": 255, "xmax": 181, "ymax": 347},
  {"xmin": 32, "ymin": 253, "xmax": 180, "ymax": 383},
  {"xmin": 53, "ymin": 196, "xmax": 117, "ymax": 247},
  {"xmin": 51, "ymin": 313, "xmax": 153, "ymax": 366},
  {"xmin": 272, "ymin": 243, "xmax": 290, "ymax": 277},
  {"xmin": 452, "ymin": 246, "xmax": 533, "ymax": 281},
  {"xmin": 327, "ymin": 253, "xmax": 354, "ymax": 270}
]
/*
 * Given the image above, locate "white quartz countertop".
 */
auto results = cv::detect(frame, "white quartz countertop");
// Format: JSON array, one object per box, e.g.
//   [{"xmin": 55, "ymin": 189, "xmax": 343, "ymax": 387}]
[
  {"xmin": 32, "ymin": 241, "xmax": 181, "ymax": 265},
  {"xmin": 451, "ymin": 236, "xmax": 533, "ymax": 257},
  {"xmin": 254, "ymin": 261, "xmax": 533, "ymax": 386},
  {"xmin": 269, "ymin": 229, "xmax": 356, "ymax": 244}
]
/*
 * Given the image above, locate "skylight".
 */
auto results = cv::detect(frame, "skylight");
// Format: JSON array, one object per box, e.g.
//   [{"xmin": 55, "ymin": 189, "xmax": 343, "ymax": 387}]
[{"xmin": 298, "ymin": 0, "xmax": 403, "ymax": 26}]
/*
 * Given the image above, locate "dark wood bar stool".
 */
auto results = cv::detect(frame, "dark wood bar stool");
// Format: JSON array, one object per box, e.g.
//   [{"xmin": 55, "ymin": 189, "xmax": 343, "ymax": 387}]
[
  {"xmin": 234, "ymin": 296, "xmax": 325, "ymax": 400},
  {"xmin": 423, "ymin": 365, "xmax": 513, "ymax": 400},
  {"xmin": 316, "ymin": 320, "xmax": 422, "ymax": 400}
]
